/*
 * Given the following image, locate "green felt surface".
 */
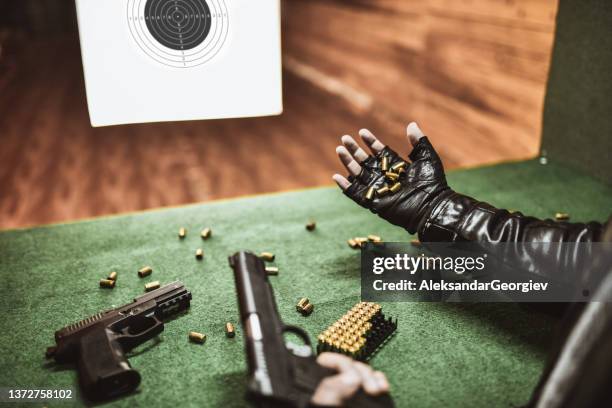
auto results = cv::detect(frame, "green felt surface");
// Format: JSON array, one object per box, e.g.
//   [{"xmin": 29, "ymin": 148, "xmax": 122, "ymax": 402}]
[
  {"xmin": 541, "ymin": 0, "xmax": 612, "ymax": 184},
  {"xmin": 1, "ymin": 160, "xmax": 611, "ymax": 408}
]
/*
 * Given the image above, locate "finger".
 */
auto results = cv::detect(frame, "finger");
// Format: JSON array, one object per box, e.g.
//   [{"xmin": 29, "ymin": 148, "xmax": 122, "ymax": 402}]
[
  {"xmin": 332, "ymin": 174, "xmax": 351, "ymax": 190},
  {"xmin": 336, "ymin": 146, "xmax": 362, "ymax": 176},
  {"xmin": 353, "ymin": 362, "xmax": 383, "ymax": 395},
  {"xmin": 341, "ymin": 135, "xmax": 369, "ymax": 162},
  {"xmin": 373, "ymin": 371, "xmax": 390, "ymax": 393},
  {"xmin": 311, "ymin": 371, "xmax": 362, "ymax": 406},
  {"xmin": 317, "ymin": 352, "xmax": 356, "ymax": 370},
  {"xmin": 406, "ymin": 121, "xmax": 425, "ymax": 146},
  {"xmin": 358, "ymin": 128, "xmax": 385, "ymax": 154}
]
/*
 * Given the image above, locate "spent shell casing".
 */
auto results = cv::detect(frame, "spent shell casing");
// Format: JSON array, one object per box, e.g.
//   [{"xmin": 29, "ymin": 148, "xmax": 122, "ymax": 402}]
[
  {"xmin": 297, "ymin": 297, "xmax": 310, "ymax": 311},
  {"xmin": 108, "ymin": 271, "xmax": 118, "ymax": 281},
  {"xmin": 389, "ymin": 182, "xmax": 401, "ymax": 193},
  {"xmin": 195, "ymin": 248, "xmax": 204, "ymax": 260},
  {"xmin": 301, "ymin": 303, "xmax": 314, "ymax": 316},
  {"xmin": 391, "ymin": 161, "xmax": 407, "ymax": 172},
  {"xmin": 306, "ymin": 221, "xmax": 316, "ymax": 231},
  {"xmin": 225, "ymin": 322, "xmax": 236, "ymax": 338},
  {"xmin": 260, "ymin": 252, "xmax": 275, "ymax": 262},
  {"xmin": 365, "ymin": 187, "xmax": 375, "ymax": 200},
  {"xmin": 178, "ymin": 227, "xmax": 187, "ymax": 239},
  {"xmin": 377, "ymin": 186, "xmax": 390, "ymax": 196},
  {"xmin": 138, "ymin": 266, "xmax": 153, "ymax": 278},
  {"xmin": 99, "ymin": 279, "xmax": 115, "ymax": 289},
  {"xmin": 381, "ymin": 156, "xmax": 389, "ymax": 171},
  {"xmin": 555, "ymin": 212, "xmax": 570, "ymax": 221},
  {"xmin": 201, "ymin": 227, "xmax": 212, "ymax": 239},
  {"xmin": 145, "ymin": 281, "xmax": 160, "ymax": 292},
  {"xmin": 265, "ymin": 266, "xmax": 279, "ymax": 275},
  {"xmin": 189, "ymin": 331, "xmax": 206, "ymax": 344},
  {"xmin": 385, "ymin": 172, "xmax": 399, "ymax": 181},
  {"xmin": 368, "ymin": 235, "xmax": 382, "ymax": 242}
]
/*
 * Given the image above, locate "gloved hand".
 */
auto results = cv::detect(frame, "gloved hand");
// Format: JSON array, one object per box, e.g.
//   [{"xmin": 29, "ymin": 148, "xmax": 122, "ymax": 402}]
[{"xmin": 333, "ymin": 122, "xmax": 451, "ymax": 234}]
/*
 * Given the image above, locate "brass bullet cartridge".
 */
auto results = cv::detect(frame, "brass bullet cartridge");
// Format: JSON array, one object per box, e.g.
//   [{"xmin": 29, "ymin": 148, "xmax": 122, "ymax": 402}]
[
  {"xmin": 354, "ymin": 237, "xmax": 368, "ymax": 248},
  {"xmin": 99, "ymin": 279, "xmax": 115, "ymax": 289},
  {"xmin": 178, "ymin": 227, "xmax": 187, "ymax": 239},
  {"xmin": 348, "ymin": 238, "xmax": 358, "ymax": 249},
  {"xmin": 201, "ymin": 227, "xmax": 212, "ymax": 239},
  {"xmin": 260, "ymin": 252, "xmax": 275, "ymax": 262},
  {"xmin": 389, "ymin": 182, "xmax": 401, "ymax": 193},
  {"xmin": 385, "ymin": 171, "xmax": 399, "ymax": 181},
  {"xmin": 301, "ymin": 303, "xmax": 314, "ymax": 316},
  {"xmin": 108, "ymin": 271, "xmax": 118, "ymax": 281},
  {"xmin": 306, "ymin": 221, "xmax": 316, "ymax": 231},
  {"xmin": 555, "ymin": 212, "xmax": 570, "ymax": 221},
  {"xmin": 391, "ymin": 161, "xmax": 406, "ymax": 172},
  {"xmin": 195, "ymin": 248, "xmax": 204, "ymax": 260},
  {"xmin": 368, "ymin": 234, "xmax": 382, "ymax": 242},
  {"xmin": 381, "ymin": 156, "xmax": 389, "ymax": 171},
  {"xmin": 411, "ymin": 239, "xmax": 421, "ymax": 247},
  {"xmin": 377, "ymin": 185, "xmax": 390, "ymax": 196},
  {"xmin": 145, "ymin": 281, "xmax": 160, "ymax": 292},
  {"xmin": 297, "ymin": 297, "xmax": 309, "ymax": 311},
  {"xmin": 364, "ymin": 186, "xmax": 375, "ymax": 200},
  {"xmin": 189, "ymin": 331, "xmax": 206, "ymax": 344},
  {"xmin": 225, "ymin": 322, "xmax": 236, "ymax": 338},
  {"xmin": 265, "ymin": 266, "xmax": 279, "ymax": 275},
  {"xmin": 138, "ymin": 266, "xmax": 153, "ymax": 278}
]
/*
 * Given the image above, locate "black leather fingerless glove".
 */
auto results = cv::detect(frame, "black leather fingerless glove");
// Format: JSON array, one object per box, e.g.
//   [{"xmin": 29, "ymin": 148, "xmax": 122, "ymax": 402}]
[{"xmin": 343, "ymin": 137, "xmax": 452, "ymax": 234}]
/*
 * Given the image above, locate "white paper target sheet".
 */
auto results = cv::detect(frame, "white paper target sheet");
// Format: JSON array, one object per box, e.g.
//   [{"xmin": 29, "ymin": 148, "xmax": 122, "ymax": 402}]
[{"xmin": 75, "ymin": 0, "xmax": 282, "ymax": 127}]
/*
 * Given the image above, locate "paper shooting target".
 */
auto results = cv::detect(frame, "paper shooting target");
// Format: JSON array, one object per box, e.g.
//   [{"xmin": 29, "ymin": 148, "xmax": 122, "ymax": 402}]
[{"xmin": 127, "ymin": 0, "xmax": 229, "ymax": 68}]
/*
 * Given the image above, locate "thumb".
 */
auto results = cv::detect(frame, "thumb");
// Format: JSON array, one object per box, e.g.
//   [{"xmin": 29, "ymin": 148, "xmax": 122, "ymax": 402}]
[{"xmin": 406, "ymin": 122, "xmax": 425, "ymax": 146}]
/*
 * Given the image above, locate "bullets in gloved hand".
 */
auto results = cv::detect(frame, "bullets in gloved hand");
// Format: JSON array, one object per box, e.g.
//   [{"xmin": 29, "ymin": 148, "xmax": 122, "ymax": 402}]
[
  {"xmin": 99, "ymin": 279, "xmax": 115, "ymax": 289},
  {"xmin": 389, "ymin": 182, "xmax": 401, "ymax": 193},
  {"xmin": 265, "ymin": 266, "xmax": 279, "ymax": 276},
  {"xmin": 108, "ymin": 271, "xmax": 118, "ymax": 281},
  {"xmin": 391, "ymin": 161, "xmax": 406, "ymax": 172},
  {"xmin": 385, "ymin": 172, "xmax": 399, "ymax": 181},
  {"xmin": 225, "ymin": 322, "xmax": 236, "ymax": 338},
  {"xmin": 381, "ymin": 156, "xmax": 389, "ymax": 171},
  {"xmin": 377, "ymin": 185, "xmax": 389, "ymax": 196},
  {"xmin": 201, "ymin": 228, "xmax": 212, "ymax": 240},
  {"xmin": 306, "ymin": 221, "xmax": 316, "ymax": 231},
  {"xmin": 145, "ymin": 281, "xmax": 160, "ymax": 292},
  {"xmin": 555, "ymin": 212, "xmax": 570, "ymax": 221},
  {"xmin": 195, "ymin": 248, "xmax": 204, "ymax": 260},
  {"xmin": 364, "ymin": 187, "xmax": 375, "ymax": 200},
  {"xmin": 138, "ymin": 266, "xmax": 153, "ymax": 278},
  {"xmin": 178, "ymin": 227, "xmax": 187, "ymax": 239},
  {"xmin": 260, "ymin": 252, "xmax": 275, "ymax": 262},
  {"xmin": 189, "ymin": 331, "xmax": 206, "ymax": 344}
]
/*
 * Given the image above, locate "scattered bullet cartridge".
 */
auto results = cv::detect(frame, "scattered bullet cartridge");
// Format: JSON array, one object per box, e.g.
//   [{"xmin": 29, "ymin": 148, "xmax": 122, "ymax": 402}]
[
  {"xmin": 145, "ymin": 281, "xmax": 160, "ymax": 292},
  {"xmin": 354, "ymin": 237, "xmax": 368, "ymax": 247},
  {"xmin": 365, "ymin": 187, "xmax": 375, "ymax": 200},
  {"xmin": 99, "ymin": 279, "xmax": 115, "ymax": 289},
  {"xmin": 189, "ymin": 331, "xmax": 206, "ymax": 344},
  {"xmin": 296, "ymin": 297, "xmax": 310, "ymax": 311},
  {"xmin": 265, "ymin": 266, "xmax": 279, "ymax": 275},
  {"xmin": 555, "ymin": 212, "xmax": 570, "ymax": 221},
  {"xmin": 301, "ymin": 303, "xmax": 314, "ymax": 316},
  {"xmin": 391, "ymin": 161, "xmax": 406, "ymax": 172},
  {"xmin": 348, "ymin": 239, "xmax": 358, "ymax": 249},
  {"xmin": 201, "ymin": 228, "xmax": 212, "ymax": 239},
  {"xmin": 178, "ymin": 227, "xmax": 187, "ymax": 239},
  {"xmin": 385, "ymin": 172, "xmax": 399, "ymax": 181},
  {"xmin": 108, "ymin": 271, "xmax": 117, "ymax": 281},
  {"xmin": 410, "ymin": 239, "xmax": 421, "ymax": 247},
  {"xmin": 377, "ymin": 185, "xmax": 389, "ymax": 196},
  {"xmin": 138, "ymin": 266, "xmax": 153, "ymax": 278},
  {"xmin": 389, "ymin": 182, "xmax": 401, "ymax": 193},
  {"xmin": 225, "ymin": 322, "xmax": 236, "ymax": 338},
  {"xmin": 368, "ymin": 235, "xmax": 382, "ymax": 242},
  {"xmin": 195, "ymin": 248, "xmax": 204, "ymax": 260},
  {"xmin": 306, "ymin": 221, "xmax": 316, "ymax": 231},
  {"xmin": 381, "ymin": 156, "xmax": 389, "ymax": 171},
  {"xmin": 260, "ymin": 252, "xmax": 275, "ymax": 262}
]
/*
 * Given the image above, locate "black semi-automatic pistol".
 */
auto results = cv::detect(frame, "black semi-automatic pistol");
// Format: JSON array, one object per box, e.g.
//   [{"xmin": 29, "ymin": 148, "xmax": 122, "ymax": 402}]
[
  {"xmin": 46, "ymin": 281, "xmax": 191, "ymax": 400},
  {"xmin": 229, "ymin": 251, "xmax": 394, "ymax": 408}
]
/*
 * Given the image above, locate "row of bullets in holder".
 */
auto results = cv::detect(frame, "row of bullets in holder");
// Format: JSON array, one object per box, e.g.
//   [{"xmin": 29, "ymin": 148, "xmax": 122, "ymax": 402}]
[{"xmin": 364, "ymin": 158, "xmax": 408, "ymax": 201}]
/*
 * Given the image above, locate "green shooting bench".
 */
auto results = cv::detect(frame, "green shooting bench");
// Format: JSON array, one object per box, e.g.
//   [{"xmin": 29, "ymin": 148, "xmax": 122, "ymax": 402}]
[{"xmin": 0, "ymin": 1, "xmax": 610, "ymax": 406}]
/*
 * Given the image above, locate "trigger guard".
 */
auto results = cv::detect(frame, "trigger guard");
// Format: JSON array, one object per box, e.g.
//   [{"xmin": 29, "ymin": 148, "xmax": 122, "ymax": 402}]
[{"xmin": 281, "ymin": 324, "xmax": 311, "ymax": 346}]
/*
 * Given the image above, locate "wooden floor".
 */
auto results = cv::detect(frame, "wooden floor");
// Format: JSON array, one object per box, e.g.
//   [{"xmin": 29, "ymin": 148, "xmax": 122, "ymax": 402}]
[{"xmin": 0, "ymin": 0, "xmax": 558, "ymax": 229}]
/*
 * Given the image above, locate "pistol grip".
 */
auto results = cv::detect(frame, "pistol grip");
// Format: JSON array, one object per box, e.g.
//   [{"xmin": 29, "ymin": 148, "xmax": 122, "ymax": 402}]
[{"xmin": 77, "ymin": 329, "xmax": 141, "ymax": 400}]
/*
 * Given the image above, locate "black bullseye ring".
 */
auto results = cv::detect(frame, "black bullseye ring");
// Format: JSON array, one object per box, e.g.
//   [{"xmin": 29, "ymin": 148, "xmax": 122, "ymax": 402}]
[{"xmin": 144, "ymin": 0, "xmax": 211, "ymax": 51}]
